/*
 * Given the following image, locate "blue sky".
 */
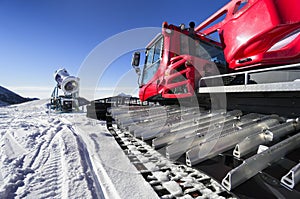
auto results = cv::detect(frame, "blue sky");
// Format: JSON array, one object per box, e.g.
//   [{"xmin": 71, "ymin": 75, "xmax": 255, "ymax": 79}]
[{"xmin": 0, "ymin": 0, "xmax": 229, "ymax": 99}]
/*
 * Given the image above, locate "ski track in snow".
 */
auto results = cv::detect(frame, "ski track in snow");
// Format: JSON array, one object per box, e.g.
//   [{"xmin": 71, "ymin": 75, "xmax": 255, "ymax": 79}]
[
  {"xmin": 0, "ymin": 100, "xmax": 98, "ymax": 199},
  {"xmin": 0, "ymin": 99, "xmax": 164, "ymax": 199}
]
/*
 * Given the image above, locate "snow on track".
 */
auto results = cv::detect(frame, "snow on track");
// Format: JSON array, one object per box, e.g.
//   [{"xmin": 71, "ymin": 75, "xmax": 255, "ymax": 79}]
[{"xmin": 65, "ymin": 114, "xmax": 159, "ymax": 199}]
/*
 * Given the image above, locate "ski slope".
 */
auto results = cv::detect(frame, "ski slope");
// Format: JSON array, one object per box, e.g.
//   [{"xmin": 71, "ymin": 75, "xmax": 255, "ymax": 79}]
[{"xmin": 0, "ymin": 99, "xmax": 158, "ymax": 199}]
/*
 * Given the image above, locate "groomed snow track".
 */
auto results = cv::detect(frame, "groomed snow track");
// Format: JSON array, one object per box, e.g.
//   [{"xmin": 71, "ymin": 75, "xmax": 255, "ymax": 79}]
[{"xmin": 87, "ymin": 96, "xmax": 300, "ymax": 198}]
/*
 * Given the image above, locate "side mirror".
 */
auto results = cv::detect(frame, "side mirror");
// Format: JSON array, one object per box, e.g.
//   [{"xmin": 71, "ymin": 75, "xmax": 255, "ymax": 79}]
[
  {"xmin": 131, "ymin": 51, "xmax": 142, "ymax": 86},
  {"xmin": 131, "ymin": 52, "xmax": 140, "ymax": 67}
]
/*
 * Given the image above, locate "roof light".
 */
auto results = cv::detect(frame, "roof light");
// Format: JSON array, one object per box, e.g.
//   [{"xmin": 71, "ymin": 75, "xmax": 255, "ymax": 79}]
[
  {"xmin": 162, "ymin": 21, "xmax": 168, "ymax": 28},
  {"xmin": 180, "ymin": 23, "xmax": 185, "ymax": 30}
]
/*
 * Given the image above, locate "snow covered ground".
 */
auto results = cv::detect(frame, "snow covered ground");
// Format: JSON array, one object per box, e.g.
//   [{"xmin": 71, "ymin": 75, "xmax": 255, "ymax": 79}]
[{"xmin": 0, "ymin": 99, "xmax": 158, "ymax": 199}]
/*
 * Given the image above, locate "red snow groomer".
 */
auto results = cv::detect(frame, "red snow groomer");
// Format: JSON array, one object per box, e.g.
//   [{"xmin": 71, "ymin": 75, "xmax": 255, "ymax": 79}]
[
  {"xmin": 132, "ymin": 0, "xmax": 300, "ymax": 102},
  {"xmin": 87, "ymin": 1, "xmax": 300, "ymax": 197}
]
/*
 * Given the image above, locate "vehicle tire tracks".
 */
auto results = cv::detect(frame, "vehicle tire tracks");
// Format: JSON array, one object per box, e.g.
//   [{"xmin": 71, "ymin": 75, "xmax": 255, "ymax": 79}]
[{"xmin": 65, "ymin": 124, "xmax": 104, "ymax": 199}]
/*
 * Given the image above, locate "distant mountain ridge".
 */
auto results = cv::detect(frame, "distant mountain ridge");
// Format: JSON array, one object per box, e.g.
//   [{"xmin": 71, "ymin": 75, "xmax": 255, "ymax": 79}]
[
  {"xmin": 117, "ymin": 92, "xmax": 132, "ymax": 97},
  {"xmin": 0, "ymin": 86, "xmax": 38, "ymax": 107}
]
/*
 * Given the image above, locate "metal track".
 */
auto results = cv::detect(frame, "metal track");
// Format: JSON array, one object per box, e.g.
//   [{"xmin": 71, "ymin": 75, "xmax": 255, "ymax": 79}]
[
  {"xmin": 281, "ymin": 162, "xmax": 300, "ymax": 189},
  {"xmin": 87, "ymin": 96, "xmax": 300, "ymax": 198},
  {"xmin": 233, "ymin": 121, "xmax": 300, "ymax": 158},
  {"xmin": 107, "ymin": 126, "xmax": 236, "ymax": 198},
  {"xmin": 186, "ymin": 118, "xmax": 280, "ymax": 166},
  {"xmin": 222, "ymin": 132, "xmax": 300, "ymax": 191}
]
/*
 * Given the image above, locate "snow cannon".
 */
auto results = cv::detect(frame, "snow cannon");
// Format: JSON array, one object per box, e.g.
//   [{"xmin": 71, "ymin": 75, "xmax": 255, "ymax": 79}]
[
  {"xmin": 54, "ymin": 68, "xmax": 79, "ymax": 95},
  {"xmin": 51, "ymin": 68, "xmax": 80, "ymax": 112}
]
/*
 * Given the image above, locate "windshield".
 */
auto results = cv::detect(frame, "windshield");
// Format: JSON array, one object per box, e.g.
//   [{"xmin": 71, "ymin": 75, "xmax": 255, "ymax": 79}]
[
  {"xmin": 141, "ymin": 36, "xmax": 163, "ymax": 85},
  {"xmin": 180, "ymin": 34, "xmax": 226, "ymax": 65}
]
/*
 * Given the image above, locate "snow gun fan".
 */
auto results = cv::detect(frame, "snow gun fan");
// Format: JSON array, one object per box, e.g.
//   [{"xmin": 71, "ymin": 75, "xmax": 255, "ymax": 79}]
[
  {"xmin": 50, "ymin": 68, "xmax": 80, "ymax": 112},
  {"xmin": 54, "ymin": 68, "xmax": 79, "ymax": 95}
]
